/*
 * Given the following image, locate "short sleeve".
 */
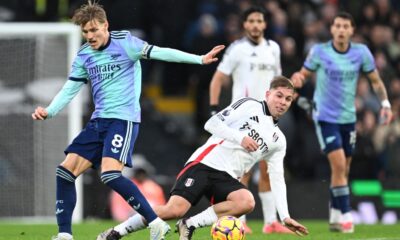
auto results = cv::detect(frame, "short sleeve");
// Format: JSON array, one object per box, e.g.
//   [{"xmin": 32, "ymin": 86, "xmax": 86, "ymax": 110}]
[
  {"xmin": 303, "ymin": 45, "xmax": 320, "ymax": 72},
  {"xmin": 217, "ymin": 44, "xmax": 239, "ymax": 75},
  {"xmin": 361, "ymin": 45, "xmax": 376, "ymax": 73}
]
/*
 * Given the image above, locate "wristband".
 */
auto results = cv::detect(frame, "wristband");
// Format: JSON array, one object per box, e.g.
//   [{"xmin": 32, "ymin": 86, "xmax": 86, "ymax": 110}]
[{"xmin": 381, "ymin": 99, "xmax": 391, "ymax": 109}]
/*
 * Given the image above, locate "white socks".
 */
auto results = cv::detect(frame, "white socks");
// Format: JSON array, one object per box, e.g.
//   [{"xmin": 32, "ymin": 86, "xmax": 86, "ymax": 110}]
[
  {"xmin": 342, "ymin": 212, "xmax": 353, "ymax": 223},
  {"xmin": 186, "ymin": 206, "xmax": 218, "ymax": 228},
  {"xmin": 329, "ymin": 208, "xmax": 353, "ymax": 223},
  {"xmin": 57, "ymin": 233, "xmax": 73, "ymax": 240},
  {"xmin": 239, "ymin": 214, "xmax": 246, "ymax": 223},
  {"xmin": 259, "ymin": 191, "xmax": 277, "ymax": 224},
  {"xmin": 329, "ymin": 208, "xmax": 342, "ymax": 224},
  {"xmin": 114, "ymin": 214, "xmax": 146, "ymax": 236}
]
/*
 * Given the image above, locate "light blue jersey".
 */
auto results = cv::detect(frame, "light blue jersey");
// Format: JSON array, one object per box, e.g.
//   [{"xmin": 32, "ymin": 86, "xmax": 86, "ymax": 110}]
[
  {"xmin": 70, "ymin": 31, "xmax": 146, "ymax": 122},
  {"xmin": 304, "ymin": 41, "xmax": 375, "ymax": 123},
  {"xmin": 46, "ymin": 30, "xmax": 203, "ymax": 122}
]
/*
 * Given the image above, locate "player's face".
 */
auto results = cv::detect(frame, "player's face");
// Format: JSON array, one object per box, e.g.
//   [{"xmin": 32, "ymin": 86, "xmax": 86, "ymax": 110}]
[
  {"xmin": 243, "ymin": 12, "xmax": 266, "ymax": 42},
  {"xmin": 330, "ymin": 17, "xmax": 354, "ymax": 45},
  {"xmin": 81, "ymin": 19, "xmax": 109, "ymax": 50},
  {"xmin": 266, "ymin": 87, "xmax": 294, "ymax": 119}
]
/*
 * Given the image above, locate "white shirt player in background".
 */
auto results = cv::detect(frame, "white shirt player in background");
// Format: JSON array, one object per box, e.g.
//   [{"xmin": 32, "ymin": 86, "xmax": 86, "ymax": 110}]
[
  {"xmin": 97, "ymin": 76, "xmax": 309, "ymax": 240},
  {"xmin": 209, "ymin": 6, "xmax": 289, "ymax": 234}
]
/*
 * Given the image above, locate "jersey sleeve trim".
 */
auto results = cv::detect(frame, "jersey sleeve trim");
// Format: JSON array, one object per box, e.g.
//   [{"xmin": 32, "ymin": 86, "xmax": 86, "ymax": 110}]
[
  {"xmin": 69, "ymin": 77, "xmax": 88, "ymax": 84},
  {"xmin": 141, "ymin": 44, "xmax": 154, "ymax": 59},
  {"xmin": 231, "ymin": 97, "xmax": 258, "ymax": 109},
  {"xmin": 303, "ymin": 64, "xmax": 316, "ymax": 72},
  {"xmin": 362, "ymin": 68, "xmax": 375, "ymax": 74}
]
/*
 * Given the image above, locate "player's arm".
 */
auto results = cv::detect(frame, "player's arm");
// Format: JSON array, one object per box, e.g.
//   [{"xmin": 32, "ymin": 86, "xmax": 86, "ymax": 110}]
[
  {"xmin": 31, "ymin": 80, "xmax": 85, "ymax": 120},
  {"xmin": 268, "ymin": 152, "xmax": 309, "ymax": 236},
  {"xmin": 147, "ymin": 45, "xmax": 224, "ymax": 65},
  {"xmin": 204, "ymin": 107, "xmax": 247, "ymax": 145},
  {"xmin": 204, "ymin": 100, "xmax": 259, "ymax": 151},
  {"xmin": 290, "ymin": 67, "xmax": 312, "ymax": 89},
  {"xmin": 366, "ymin": 70, "xmax": 392, "ymax": 124},
  {"xmin": 209, "ymin": 70, "xmax": 230, "ymax": 115}
]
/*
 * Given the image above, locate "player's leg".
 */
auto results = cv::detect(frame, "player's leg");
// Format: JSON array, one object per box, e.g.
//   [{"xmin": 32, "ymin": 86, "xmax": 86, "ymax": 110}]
[
  {"xmin": 53, "ymin": 154, "xmax": 92, "ymax": 240},
  {"xmin": 317, "ymin": 121, "xmax": 355, "ymax": 233},
  {"xmin": 174, "ymin": 164, "xmax": 249, "ymax": 240},
  {"xmin": 100, "ymin": 162, "xmax": 208, "ymax": 240},
  {"xmin": 99, "ymin": 195, "xmax": 192, "ymax": 240},
  {"xmin": 183, "ymin": 167, "xmax": 255, "ymax": 229},
  {"xmin": 99, "ymin": 119, "xmax": 170, "ymax": 240},
  {"xmin": 338, "ymin": 123, "xmax": 356, "ymax": 233},
  {"xmin": 327, "ymin": 148, "xmax": 349, "ymax": 230},
  {"xmin": 258, "ymin": 161, "xmax": 292, "ymax": 234},
  {"xmin": 181, "ymin": 188, "xmax": 255, "ymax": 235},
  {"xmin": 315, "ymin": 121, "xmax": 343, "ymax": 231},
  {"xmin": 258, "ymin": 161, "xmax": 275, "ymax": 232},
  {"xmin": 53, "ymin": 119, "xmax": 104, "ymax": 240},
  {"xmin": 239, "ymin": 169, "xmax": 253, "ymax": 233}
]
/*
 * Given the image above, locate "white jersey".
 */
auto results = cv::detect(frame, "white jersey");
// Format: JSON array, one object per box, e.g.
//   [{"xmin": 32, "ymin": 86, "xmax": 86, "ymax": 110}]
[
  {"xmin": 186, "ymin": 98, "xmax": 290, "ymax": 220},
  {"xmin": 217, "ymin": 37, "xmax": 281, "ymax": 101}
]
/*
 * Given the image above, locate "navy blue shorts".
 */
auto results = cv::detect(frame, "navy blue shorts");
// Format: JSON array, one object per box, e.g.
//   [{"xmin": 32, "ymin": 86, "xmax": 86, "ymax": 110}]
[
  {"xmin": 65, "ymin": 118, "xmax": 139, "ymax": 168},
  {"xmin": 314, "ymin": 121, "xmax": 356, "ymax": 156}
]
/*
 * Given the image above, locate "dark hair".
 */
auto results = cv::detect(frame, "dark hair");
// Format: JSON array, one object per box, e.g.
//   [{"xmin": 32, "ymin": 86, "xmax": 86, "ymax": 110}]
[
  {"xmin": 242, "ymin": 6, "xmax": 267, "ymax": 23},
  {"xmin": 72, "ymin": 0, "xmax": 107, "ymax": 26},
  {"xmin": 332, "ymin": 12, "xmax": 355, "ymax": 27},
  {"xmin": 270, "ymin": 76, "xmax": 294, "ymax": 91}
]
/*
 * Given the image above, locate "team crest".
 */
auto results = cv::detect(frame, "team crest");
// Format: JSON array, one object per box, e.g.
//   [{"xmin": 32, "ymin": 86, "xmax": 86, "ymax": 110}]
[
  {"xmin": 222, "ymin": 109, "xmax": 231, "ymax": 116},
  {"xmin": 184, "ymin": 178, "xmax": 195, "ymax": 187},
  {"xmin": 272, "ymin": 132, "xmax": 279, "ymax": 142}
]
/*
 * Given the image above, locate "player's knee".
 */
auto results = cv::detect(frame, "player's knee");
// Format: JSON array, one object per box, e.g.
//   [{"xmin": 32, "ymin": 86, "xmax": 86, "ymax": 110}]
[
  {"xmin": 239, "ymin": 196, "xmax": 255, "ymax": 213},
  {"xmin": 332, "ymin": 164, "xmax": 347, "ymax": 176}
]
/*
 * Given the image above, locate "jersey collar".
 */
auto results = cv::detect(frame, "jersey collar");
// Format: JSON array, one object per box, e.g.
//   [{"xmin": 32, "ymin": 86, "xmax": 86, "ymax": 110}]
[
  {"xmin": 98, "ymin": 34, "xmax": 111, "ymax": 51},
  {"xmin": 262, "ymin": 101, "xmax": 279, "ymax": 125},
  {"xmin": 246, "ymin": 36, "xmax": 265, "ymax": 46},
  {"xmin": 331, "ymin": 40, "xmax": 351, "ymax": 54}
]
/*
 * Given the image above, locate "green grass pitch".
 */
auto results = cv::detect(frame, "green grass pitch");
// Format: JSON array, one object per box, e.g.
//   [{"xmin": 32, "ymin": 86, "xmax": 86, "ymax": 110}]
[{"xmin": 0, "ymin": 220, "xmax": 399, "ymax": 240}]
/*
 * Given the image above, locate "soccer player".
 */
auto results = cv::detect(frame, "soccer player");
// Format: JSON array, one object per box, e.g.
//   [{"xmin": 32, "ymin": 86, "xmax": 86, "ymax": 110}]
[
  {"xmin": 208, "ymin": 6, "xmax": 290, "ymax": 234},
  {"xmin": 31, "ymin": 1, "xmax": 224, "ymax": 240},
  {"xmin": 97, "ymin": 76, "xmax": 309, "ymax": 240},
  {"xmin": 291, "ymin": 12, "xmax": 392, "ymax": 233}
]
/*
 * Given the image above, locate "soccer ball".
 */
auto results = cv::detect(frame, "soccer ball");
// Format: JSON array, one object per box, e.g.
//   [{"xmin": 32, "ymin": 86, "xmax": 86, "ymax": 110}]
[{"xmin": 210, "ymin": 216, "xmax": 245, "ymax": 240}]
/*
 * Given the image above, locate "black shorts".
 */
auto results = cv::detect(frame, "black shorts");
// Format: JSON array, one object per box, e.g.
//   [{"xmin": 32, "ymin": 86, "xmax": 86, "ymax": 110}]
[{"xmin": 171, "ymin": 163, "xmax": 246, "ymax": 206}]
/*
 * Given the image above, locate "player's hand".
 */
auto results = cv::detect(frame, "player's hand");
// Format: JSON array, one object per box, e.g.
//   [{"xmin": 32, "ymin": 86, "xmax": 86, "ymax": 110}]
[
  {"xmin": 32, "ymin": 106, "xmax": 48, "ymax": 120},
  {"xmin": 241, "ymin": 136, "xmax": 258, "ymax": 152},
  {"xmin": 202, "ymin": 45, "xmax": 225, "ymax": 64},
  {"xmin": 380, "ymin": 107, "xmax": 392, "ymax": 125},
  {"xmin": 290, "ymin": 72, "xmax": 305, "ymax": 88},
  {"xmin": 283, "ymin": 218, "xmax": 309, "ymax": 236}
]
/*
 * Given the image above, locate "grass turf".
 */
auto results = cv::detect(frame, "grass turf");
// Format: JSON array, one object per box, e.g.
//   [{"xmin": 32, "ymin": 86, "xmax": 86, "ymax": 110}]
[{"xmin": 0, "ymin": 220, "xmax": 399, "ymax": 240}]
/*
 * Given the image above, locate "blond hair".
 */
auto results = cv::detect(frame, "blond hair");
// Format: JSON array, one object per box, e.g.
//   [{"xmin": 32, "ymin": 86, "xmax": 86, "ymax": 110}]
[{"xmin": 72, "ymin": 0, "xmax": 107, "ymax": 26}]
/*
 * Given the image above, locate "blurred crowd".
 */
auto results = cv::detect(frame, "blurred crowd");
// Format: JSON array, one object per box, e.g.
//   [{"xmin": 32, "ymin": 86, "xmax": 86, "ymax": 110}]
[{"xmin": 1, "ymin": 0, "xmax": 399, "ymax": 181}]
